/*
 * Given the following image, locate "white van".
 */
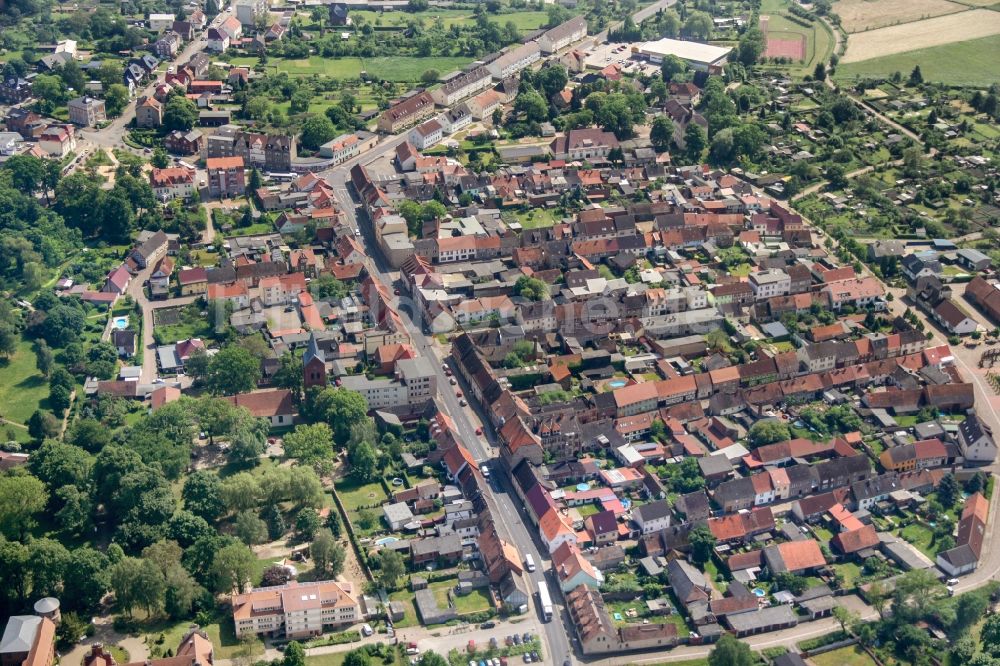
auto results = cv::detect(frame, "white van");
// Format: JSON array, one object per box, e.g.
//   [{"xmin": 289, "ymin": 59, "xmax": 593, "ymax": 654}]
[
  {"xmin": 361, "ymin": 623, "xmax": 373, "ymax": 637},
  {"xmin": 525, "ymin": 553, "xmax": 536, "ymax": 572}
]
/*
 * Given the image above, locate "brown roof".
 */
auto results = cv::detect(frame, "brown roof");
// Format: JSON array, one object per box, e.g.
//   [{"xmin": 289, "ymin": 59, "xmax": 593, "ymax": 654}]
[
  {"xmin": 223, "ymin": 389, "xmax": 295, "ymax": 417},
  {"xmin": 830, "ymin": 524, "xmax": 879, "ymax": 554}
]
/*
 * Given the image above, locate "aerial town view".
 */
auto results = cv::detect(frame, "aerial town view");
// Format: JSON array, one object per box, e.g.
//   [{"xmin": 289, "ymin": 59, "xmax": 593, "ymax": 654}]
[{"xmin": 0, "ymin": 0, "xmax": 999, "ymax": 665}]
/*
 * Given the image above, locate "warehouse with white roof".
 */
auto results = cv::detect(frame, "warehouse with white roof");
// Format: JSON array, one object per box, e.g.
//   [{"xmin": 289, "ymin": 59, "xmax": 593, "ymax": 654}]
[{"xmin": 637, "ymin": 38, "xmax": 732, "ymax": 70}]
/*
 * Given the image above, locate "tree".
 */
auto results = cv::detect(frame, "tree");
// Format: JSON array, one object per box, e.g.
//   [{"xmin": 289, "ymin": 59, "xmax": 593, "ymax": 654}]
[
  {"xmin": 748, "ymin": 420, "xmax": 790, "ymax": 447},
  {"xmin": 420, "ymin": 69, "xmax": 440, "ymax": 84},
  {"xmin": 513, "ymin": 275, "xmax": 548, "ymax": 301},
  {"xmin": 342, "ymin": 651, "xmax": 370, "ymax": 666},
  {"xmin": 182, "ymin": 470, "xmax": 226, "ymax": 522},
  {"xmin": 283, "ymin": 423, "xmax": 333, "ymax": 463},
  {"xmin": 814, "ymin": 62, "xmax": 826, "ymax": 81},
  {"xmin": 207, "ymin": 345, "xmax": 262, "ymax": 395},
  {"xmin": 909, "ymin": 65, "xmax": 923, "ymax": 86},
  {"xmin": 101, "ymin": 190, "xmax": 135, "ymax": 242},
  {"xmin": 310, "ymin": 388, "xmax": 369, "ymax": 445},
  {"xmin": 300, "ymin": 116, "xmax": 337, "ymax": 151},
  {"xmin": 0, "ymin": 474, "xmax": 48, "ymax": 539},
  {"xmin": 513, "ymin": 89, "xmax": 548, "ymax": 123},
  {"xmin": 311, "ymin": 529, "xmax": 345, "ymax": 577},
  {"xmin": 110, "ymin": 556, "xmax": 166, "ymax": 617},
  {"xmin": 983, "ymin": 614, "xmax": 1000, "ymax": 657},
  {"xmin": 689, "ymin": 523, "xmax": 716, "ymax": 565},
  {"xmin": 283, "ymin": 642, "xmax": 306, "ymax": 666},
  {"xmin": 683, "ymin": 11, "xmax": 713, "ymax": 40},
  {"xmin": 379, "ymin": 549, "xmax": 405, "ymax": 590},
  {"xmin": 296, "ymin": 507, "xmax": 321, "ymax": 540},
  {"xmin": 234, "ymin": 511, "xmax": 268, "ymax": 545},
  {"xmin": 221, "ymin": 472, "xmax": 262, "ymax": 513},
  {"xmin": 261, "ymin": 564, "xmax": 292, "ymax": 587},
  {"xmin": 938, "ymin": 474, "xmax": 961, "ymax": 508},
  {"xmin": 683, "ymin": 124, "xmax": 707, "ymax": 163},
  {"xmin": 66, "ymin": 548, "xmax": 110, "ymax": 612},
  {"xmin": 349, "ymin": 441, "xmax": 378, "ymax": 482},
  {"xmin": 708, "ymin": 634, "xmax": 754, "ymax": 666},
  {"xmin": 211, "ymin": 542, "xmax": 257, "ymax": 593},
  {"xmin": 417, "ymin": 653, "xmax": 447, "ymax": 666},
  {"xmin": 650, "ymin": 116, "xmax": 674, "ymax": 151},
  {"xmin": 33, "ymin": 75, "xmax": 67, "ymax": 114},
  {"xmin": 228, "ymin": 409, "xmax": 269, "ymax": 466},
  {"xmin": 738, "ymin": 25, "xmax": 765, "ymax": 66},
  {"xmin": 832, "ymin": 605, "xmax": 859, "ymax": 634},
  {"xmin": 150, "ymin": 146, "xmax": 170, "ymax": 170},
  {"xmin": 163, "ymin": 95, "xmax": 199, "ymax": 132},
  {"xmin": 273, "ymin": 352, "xmax": 305, "ymax": 400},
  {"xmin": 105, "ymin": 84, "xmax": 130, "ymax": 117}
]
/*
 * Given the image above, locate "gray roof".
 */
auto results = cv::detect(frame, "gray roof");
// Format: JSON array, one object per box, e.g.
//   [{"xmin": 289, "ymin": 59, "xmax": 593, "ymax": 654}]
[
  {"xmin": 634, "ymin": 499, "xmax": 672, "ymax": 524},
  {"xmin": 724, "ymin": 604, "xmax": 797, "ymax": 633},
  {"xmin": 33, "ymin": 598, "xmax": 59, "ymax": 614},
  {"xmin": 383, "ymin": 501, "xmax": 414, "ymax": 524},
  {"xmin": 0, "ymin": 616, "xmax": 42, "ymax": 655},
  {"xmin": 397, "ymin": 356, "xmax": 434, "ymax": 381}
]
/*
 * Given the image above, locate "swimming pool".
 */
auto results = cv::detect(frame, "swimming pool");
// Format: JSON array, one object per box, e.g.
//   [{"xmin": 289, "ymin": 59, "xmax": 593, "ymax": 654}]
[
  {"xmin": 113, "ymin": 316, "xmax": 129, "ymax": 330},
  {"xmin": 375, "ymin": 537, "xmax": 399, "ymax": 546},
  {"xmin": 609, "ymin": 380, "xmax": 627, "ymax": 389},
  {"xmin": 752, "ymin": 588, "xmax": 766, "ymax": 598},
  {"xmin": 576, "ymin": 483, "xmax": 590, "ymax": 492}
]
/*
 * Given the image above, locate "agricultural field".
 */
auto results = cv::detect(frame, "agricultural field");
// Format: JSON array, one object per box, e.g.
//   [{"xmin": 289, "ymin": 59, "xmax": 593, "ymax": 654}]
[
  {"xmin": 833, "ymin": 0, "xmax": 967, "ymax": 33},
  {"xmin": 836, "ymin": 35, "xmax": 1000, "ymax": 86},
  {"xmin": 841, "ymin": 9, "xmax": 1000, "ymax": 62}
]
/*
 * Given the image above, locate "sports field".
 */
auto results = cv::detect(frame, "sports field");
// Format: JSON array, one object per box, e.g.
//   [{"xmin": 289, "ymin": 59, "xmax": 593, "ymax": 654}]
[
  {"xmin": 833, "ymin": 0, "xmax": 967, "ymax": 33},
  {"xmin": 758, "ymin": 0, "xmax": 835, "ymax": 72},
  {"xmin": 234, "ymin": 55, "xmax": 475, "ymax": 82},
  {"xmin": 841, "ymin": 9, "xmax": 1000, "ymax": 62},
  {"xmin": 835, "ymin": 34, "xmax": 1000, "ymax": 86}
]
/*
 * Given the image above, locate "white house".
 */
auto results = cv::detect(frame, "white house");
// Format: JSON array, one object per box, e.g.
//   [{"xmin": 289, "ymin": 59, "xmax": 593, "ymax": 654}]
[
  {"xmin": 408, "ymin": 119, "xmax": 444, "ymax": 151},
  {"xmin": 959, "ymin": 413, "xmax": 998, "ymax": 464},
  {"xmin": 632, "ymin": 500, "xmax": 671, "ymax": 535},
  {"xmin": 148, "ymin": 13, "xmax": 176, "ymax": 32}
]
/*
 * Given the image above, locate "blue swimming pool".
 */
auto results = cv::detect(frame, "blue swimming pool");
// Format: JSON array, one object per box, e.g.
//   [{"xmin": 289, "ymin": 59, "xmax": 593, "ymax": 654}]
[
  {"xmin": 113, "ymin": 316, "xmax": 129, "ymax": 329},
  {"xmin": 752, "ymin": 588, "xmax": 766, "ymax": 598},
  {"xmin": 375, "ymin": 537, "xmax": 399, "ymax": 546},
  {"xmin": 609, "ymin": 380, "xmax": 627, "ymax": 388},
  {"xmin": 576, "ymin": 483, "xmax": 590, "ymax": 492}
]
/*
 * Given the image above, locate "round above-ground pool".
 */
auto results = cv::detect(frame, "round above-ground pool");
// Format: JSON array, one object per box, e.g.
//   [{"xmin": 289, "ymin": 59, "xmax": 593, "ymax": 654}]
[
  {"xmin": 113, "ymin": 316, "xmax": 129, "ymax": 329},
  {"xmin": 576, "ymin": 483, "xmax": 590, "ymax": 492}
]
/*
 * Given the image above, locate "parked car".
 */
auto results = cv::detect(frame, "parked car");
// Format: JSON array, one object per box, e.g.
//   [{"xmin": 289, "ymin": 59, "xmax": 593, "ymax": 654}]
[{"xmin": 481, "ymin": 621, "xmax": 496, "ymax": 629}]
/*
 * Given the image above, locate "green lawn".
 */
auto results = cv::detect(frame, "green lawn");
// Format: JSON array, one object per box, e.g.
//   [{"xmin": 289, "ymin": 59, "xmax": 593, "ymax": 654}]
[
  {"xmin": 387, "ymin": 590, "xmax": 419, "ymax": 629},
  {"xmin": 250, "ymin": 56, "xmax": 475, "ymax": 82},
  {"xmin": 335, "ymin": 478, "xmax": 388, "ymax": 511},
  {"xmin": 154, "ymin": 304, "xmax": 214, "ymax": 345},
  {"xmin": 152, "ymin": 616, "xmax": 248, "ymax": 660},
  {"xmin": 0, "ymin": 338, "xmax": 51, "ymax": 426},
  {"xmin": 222, "ymin": 222, "xmax": 274, "ymax": 238},
  {"xmin": 809, "ymin": 645, "xmax": 878, "ymax": 666},
  {"xmin": 834, "ymin": 561, "xmax": 863, "ymax": 586},
  {"xmin": 836, "ymin": 35, "xmax": 1000, "ymax": 88},
  {"xmin": 812, "ymin": 525, "xmax": 835, "ymax": 542},
  {"xmin": 511, "ymin": 207, "xmax": 563, "ymax": 229},
  {"xmin": 900, "ymin": 523, "xmax": 937, "ymax": 558},
  {"xmin": 349, "ymin": 8, "xmax": 551, "ymax": 32},
  {"xmin": 576, "ymin": 503, "xmax": 601, "ymax": 517},
  {"xmin": 429, "ymin": 580, "xmax": 491, "ymax": 615}
]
